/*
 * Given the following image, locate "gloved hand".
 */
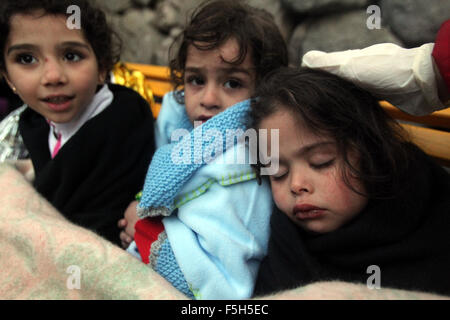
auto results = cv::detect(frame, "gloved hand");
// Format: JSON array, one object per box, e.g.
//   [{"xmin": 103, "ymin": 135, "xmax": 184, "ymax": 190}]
[{"xmin": 301, "ymin": 43, "xmax": 448, "ymax": 116}]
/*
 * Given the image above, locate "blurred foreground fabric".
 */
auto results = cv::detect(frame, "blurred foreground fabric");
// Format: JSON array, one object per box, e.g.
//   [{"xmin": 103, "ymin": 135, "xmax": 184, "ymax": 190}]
[
  {"xmin": 0, "ymin": 164, "xmax": 447, "ymax": 300},
  {"xmin": 0, "ymin": 163, "xmax": 187, "ymax": 300}
]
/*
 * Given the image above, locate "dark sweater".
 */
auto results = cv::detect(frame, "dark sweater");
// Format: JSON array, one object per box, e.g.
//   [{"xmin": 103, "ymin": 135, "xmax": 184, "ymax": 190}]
[
  {"xmin": 19, "ymin": 84, "xmax": 155, "ymax": 246},
  {"xmin": 255, "ymin": 144, "xmax": 450, "ymax": 296}
]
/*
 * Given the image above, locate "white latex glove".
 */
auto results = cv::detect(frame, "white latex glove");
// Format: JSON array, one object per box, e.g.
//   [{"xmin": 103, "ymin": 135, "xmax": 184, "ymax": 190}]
[{"xmin": 301, "ymin": 43, "xmax": 447, "ymax": 116}]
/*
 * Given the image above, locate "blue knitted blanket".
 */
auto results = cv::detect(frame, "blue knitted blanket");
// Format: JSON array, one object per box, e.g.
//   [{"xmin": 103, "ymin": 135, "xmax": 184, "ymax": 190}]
[{"xmin": 137, "ymin": 99, "xmax": 252, "ymax": 218}]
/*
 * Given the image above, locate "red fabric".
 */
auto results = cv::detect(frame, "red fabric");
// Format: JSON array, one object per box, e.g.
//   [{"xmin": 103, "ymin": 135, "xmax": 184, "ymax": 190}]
[
  {"xmin": 432, "ymin": 19, "xmax": 450, "ymax": 91},
  {"xmin": 134, "ymin": 217, "xmax": 165, "ymax": 264}
]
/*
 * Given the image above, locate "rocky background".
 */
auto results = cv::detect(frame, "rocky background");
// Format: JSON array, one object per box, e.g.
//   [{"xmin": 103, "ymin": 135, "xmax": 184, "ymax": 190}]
[
  {"xmin": 93, "ymin": 0, "xmax": 449, "ymax": 66},
  {"xmin": 0, "ymin": 0, "xmax": 449, "ymax": 118}
]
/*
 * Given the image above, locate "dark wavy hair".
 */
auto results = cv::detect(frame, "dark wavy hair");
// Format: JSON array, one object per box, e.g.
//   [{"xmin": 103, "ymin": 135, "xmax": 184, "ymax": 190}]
[
  {"xmin": 169, "ymin": 0, "xmax": 288, "ymax": 103},
  {"xmin": 0, "ymin": 0, "xmax": 121, "ymax": 74},
  {"xmin": 251, "ymin": 67, "xmax": 413, "ymax": 199}
]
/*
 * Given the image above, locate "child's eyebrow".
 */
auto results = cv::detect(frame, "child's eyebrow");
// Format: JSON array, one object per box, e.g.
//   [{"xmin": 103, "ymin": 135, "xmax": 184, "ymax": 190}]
[
  {"xmin": 297, "ymin": 141, "xmax": 335, "ymax": 156},
  {"xmin": 6, "ymin": 44, "xmax": 37, "ymax": 55},
  {"xmin": 6, "ymin": 41, "xmax": 91, "ymax": 55},
  {"xmin": 184, "ymin": 67, "xmax": 202, "ymax": 73},
  {"xmin": 222, "ymin": 67, "xmax": 253, "ymax": 76},
  {"xmin": 260, "ymin": 142, "xmax": 334, "ymax": 164},
  {"xmin": 58, "ymin": 41, "xmax": 91, "ymax": 51},
  {"xmin": 184, "ymin": 66, "xmax": 253, "ymax": 77}
]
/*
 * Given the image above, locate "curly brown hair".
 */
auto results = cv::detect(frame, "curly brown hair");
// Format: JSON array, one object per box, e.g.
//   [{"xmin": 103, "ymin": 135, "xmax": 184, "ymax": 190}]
[
  {"xmin": 169, "ymin": 0, "xmax": 288, "ymax": 103},
  {"xmin": 251, "ymin": 67, "xmax": 412, "ymax": 200},
  {"xmin": 0, "ymin": 0, "xmax": 121, "ymax": 74}
]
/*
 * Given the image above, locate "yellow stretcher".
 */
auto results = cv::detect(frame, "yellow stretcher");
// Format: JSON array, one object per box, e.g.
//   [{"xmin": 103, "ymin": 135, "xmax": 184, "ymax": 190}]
[{"xmin": 114, "ymin": 62, "xmax": 450, "ymax": 167}]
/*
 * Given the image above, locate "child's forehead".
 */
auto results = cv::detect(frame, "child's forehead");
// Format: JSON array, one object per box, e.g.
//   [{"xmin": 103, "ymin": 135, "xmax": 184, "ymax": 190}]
[
  {"xmin": 186, "ymin": 38, "xmax": 255, "ymax": 69},
  {"xmin": 7, "ymin": 12, "xmax": 88, "ymax": 47},
  {"xmin": 185, "ymin": 44, "xmax": 256, "ymax": 83},
  {"xmin": 10, "ymin": 10, "xmax": 66, "ymax": 27},
  {"xmin": 260, "ymin": 108, "xmax": 332, "ymax": 143}
]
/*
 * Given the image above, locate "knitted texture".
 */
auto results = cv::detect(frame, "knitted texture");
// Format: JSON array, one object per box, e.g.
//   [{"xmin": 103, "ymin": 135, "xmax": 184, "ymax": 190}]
[
  {"xmin": 137, "ymin": 99, "xmax": 252, "ymax": 218},
  {"xmin": 155, "ymin": 238, "xmax": 195, "ymax": 299}
]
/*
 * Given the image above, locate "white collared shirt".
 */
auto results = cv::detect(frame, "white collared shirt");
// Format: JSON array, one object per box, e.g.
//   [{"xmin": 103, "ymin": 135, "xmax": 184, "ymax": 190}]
[{"xmin": 48, "ymin": 84, "xmax": 114, "ymax": 156}]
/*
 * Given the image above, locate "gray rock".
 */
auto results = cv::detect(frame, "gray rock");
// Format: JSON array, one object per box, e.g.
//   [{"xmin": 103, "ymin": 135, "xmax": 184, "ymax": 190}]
[
  {"xmin": 113, "ymin": 9, "xmax": 164, "ymax": 64},
  {"xmin": 121, "ymin": 29, "xmax": 164, "ymax": 65},
  {"xmin": 120, "ymin": 9, "xmax": 157, "ymax": 34},
  {"xmin": 247, "ymin": 0, "xmax": 295, "ymax": 40},
  {"xmin": 281, "ymin": 0, "xmax": 370, "ymax": 15},
  {"xmin": 153, "ymin": 0, "xmax": 204, "ymax": 32},
  {"xmin": 290, "ymin": 10, "xmax": 403, "ymax": 65},
  {"xmin": 153, "ymin": 36, "xmax": 176, "ymax": 66},
  {"xmin": 380, "ymin": 0, "xmax": 450, "ymax": 47},
  {"xmin": 288, "ymin": 22, "xmax": 308, "ymax": 66},
  {"xmin": 93, "ymin": 0, "xmax": 446, "ymax": 66},
  {"xmin": 153, "ymin": 1, "xmax": 180, "ymax": 32},
  {"xmin": 94, "ymin": 0, "xmax": 133, "ymax": 13},
  {"xmin": 133, "ymin": 0, "xmax": 153, "ymax": 7},
  {"xmin": 170, "ymin": 27, "xmax": 183, "ymax": 39}
]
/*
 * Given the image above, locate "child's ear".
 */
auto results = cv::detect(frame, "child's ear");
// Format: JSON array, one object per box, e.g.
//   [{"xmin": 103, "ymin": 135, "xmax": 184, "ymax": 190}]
[
  {"xmin": 1, "ymin": 72, "xmax": 17, "ymax": 94},
  {"xmin": 98, "ymin": 69, "xmax": 107, "ymax": 84}
]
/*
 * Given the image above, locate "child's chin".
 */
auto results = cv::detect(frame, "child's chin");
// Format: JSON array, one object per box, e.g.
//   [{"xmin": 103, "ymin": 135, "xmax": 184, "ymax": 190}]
[
  {"xmin": 295, "ymin": 219, "xmax": 336, "ymax": 235},
  {"xmin": 46, "ymin": 114, "xmax": 74, "ymax": 124}
]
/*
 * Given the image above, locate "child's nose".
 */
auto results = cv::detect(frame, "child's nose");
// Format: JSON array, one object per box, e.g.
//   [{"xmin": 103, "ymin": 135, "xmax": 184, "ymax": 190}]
[
  {"xmin": 200, "ymin": 84, "xmax": 221, "ymax": 110},
  {"xmin": 41, "ymin": 59, "xmax": 67, "ymax": 86},
  {"xmin": 290, "ymin": 171, "xmax": 313, "ymax": 196}
]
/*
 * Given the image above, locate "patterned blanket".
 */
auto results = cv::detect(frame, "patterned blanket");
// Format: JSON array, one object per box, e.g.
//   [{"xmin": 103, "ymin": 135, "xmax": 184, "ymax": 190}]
[{"xmin": 0, "ymin": 163, "xmax": 186, "ymax": 300}]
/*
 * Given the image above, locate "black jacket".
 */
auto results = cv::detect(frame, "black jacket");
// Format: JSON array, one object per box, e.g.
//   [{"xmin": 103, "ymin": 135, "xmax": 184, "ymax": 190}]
[{"xmin": 19, "ymin": 84, "xmax": 156, "ymax": 246}]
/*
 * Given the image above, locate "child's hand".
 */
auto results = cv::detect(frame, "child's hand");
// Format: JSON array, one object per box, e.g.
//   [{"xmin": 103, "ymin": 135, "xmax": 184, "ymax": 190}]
[
  {"xmin": 118, "ymin": 200, "xmax": 139, "ymax": 249},
  {"xmin": 9, "ymin": 159, "xmax": 35, "ymax": 182}
]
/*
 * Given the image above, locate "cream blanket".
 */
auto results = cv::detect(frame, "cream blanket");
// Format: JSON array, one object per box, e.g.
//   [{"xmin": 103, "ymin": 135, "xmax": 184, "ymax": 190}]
[{"xmin": 0, "ymin": 163, "xmax": 186, "ymax": 300}]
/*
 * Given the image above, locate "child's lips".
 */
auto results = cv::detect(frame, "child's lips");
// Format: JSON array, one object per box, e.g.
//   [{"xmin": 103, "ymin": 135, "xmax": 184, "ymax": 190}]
[
  {"xmin": 293, "ymin": 204, "xmax": 326, "ymax": 220},
  {"xmin": 196, "ymin": 115, "xmax": 212, "ymax": 123},
  {"xmin": 41, "ymin": 95, "xmax": 74, "ymax": 111}
]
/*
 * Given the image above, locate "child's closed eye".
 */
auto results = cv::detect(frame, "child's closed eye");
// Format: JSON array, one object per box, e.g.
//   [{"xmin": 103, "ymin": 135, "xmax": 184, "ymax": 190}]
[
  {"xmin": 310, "ymin": 158, "xmax": 335, "ymax": 170},
  {"xmin": 271, "ymin": 172, "xmax": 287, "ymax": 181},
  {"xmin": 269, "ymin": 167, "xmax": 288, "ymax": 181}
]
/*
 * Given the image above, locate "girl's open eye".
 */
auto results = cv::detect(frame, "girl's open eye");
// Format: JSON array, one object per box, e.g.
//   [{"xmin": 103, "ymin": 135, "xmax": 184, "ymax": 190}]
[
  {"xmin": 186, "ymin": 75, "xmax": 204, "ymax": 86},
  {"xmin": 310, "ymin": 158, "xmax": 335, "ymax": 170},
  {"xmin": 16, "ymin": 54, "xmax": 37, "ymax": 65},
  {"xmin": 64, "ymin": 52, "xmax": 83, "ymax": 62},
  {"xmin": 224, "ymin": 79, "xmax": 242, "ymax": 89}
]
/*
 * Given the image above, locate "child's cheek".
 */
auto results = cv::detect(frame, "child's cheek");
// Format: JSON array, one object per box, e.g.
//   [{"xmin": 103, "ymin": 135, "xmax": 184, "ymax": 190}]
[
  {"xmin": 271, "ymin": 183, "xmax": 291, "ymax": 216},
  {"xmin": 321, "ymin": 170, "xmax": 350, "ymax": 207},
  {"xmin": 325, "ymin": 170, "xmax": 367, "ymax": 213}
]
